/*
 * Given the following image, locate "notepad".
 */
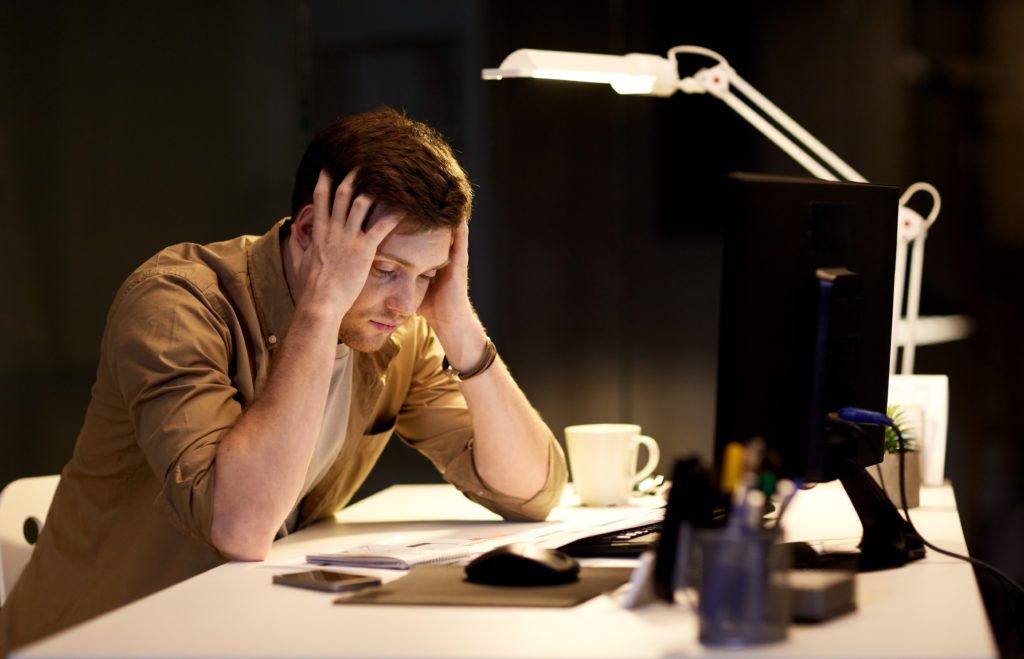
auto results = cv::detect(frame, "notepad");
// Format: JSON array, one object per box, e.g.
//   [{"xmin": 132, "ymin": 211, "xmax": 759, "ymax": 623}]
[{"xmin": 307, "ymin": 542, "xmax": 480, "ymax": 569}]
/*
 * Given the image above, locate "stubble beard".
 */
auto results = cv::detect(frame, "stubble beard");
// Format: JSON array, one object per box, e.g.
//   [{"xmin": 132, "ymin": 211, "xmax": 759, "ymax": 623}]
[{"xmin": 338, "ymin": 313, "xmax": 406, "ymax": 353}]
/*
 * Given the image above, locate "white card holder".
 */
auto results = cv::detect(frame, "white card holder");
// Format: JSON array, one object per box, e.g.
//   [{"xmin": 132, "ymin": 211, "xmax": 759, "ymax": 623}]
[{"xmin": 888, "ymin": 374, "xmax": 949, "ymax": 486}]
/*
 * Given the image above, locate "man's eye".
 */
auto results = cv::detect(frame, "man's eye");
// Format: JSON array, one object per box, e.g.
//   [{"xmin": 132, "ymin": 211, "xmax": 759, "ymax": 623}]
[
  {"xmin": 373, "ymin": 267, "xmax": 397, "ymax": 280},
  {"xmin": 419, "ymin": 272, "xmax": 437, "ymax": 282}
]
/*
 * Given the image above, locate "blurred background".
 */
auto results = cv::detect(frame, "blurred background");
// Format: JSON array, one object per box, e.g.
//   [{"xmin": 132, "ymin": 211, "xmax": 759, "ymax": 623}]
[{"xmin": 1, "ymin": 0, "xmax": 1022, "ymax": 652}]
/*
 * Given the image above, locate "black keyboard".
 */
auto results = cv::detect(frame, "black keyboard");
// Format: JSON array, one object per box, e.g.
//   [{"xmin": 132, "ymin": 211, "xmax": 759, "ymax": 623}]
[{"xmin": 558, "ymin": 522, "xmax": 663, "ymax": 558}]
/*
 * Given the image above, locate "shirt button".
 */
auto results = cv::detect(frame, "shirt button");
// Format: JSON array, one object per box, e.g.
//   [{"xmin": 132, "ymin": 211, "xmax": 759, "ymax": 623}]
[{"xmin": 268, "ymin": 335, "xmax": 278, "ymax": 345}]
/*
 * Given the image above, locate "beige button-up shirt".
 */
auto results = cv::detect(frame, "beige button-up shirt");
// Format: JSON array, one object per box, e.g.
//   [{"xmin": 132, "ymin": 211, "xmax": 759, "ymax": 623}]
[{"xmin": 0, "ymin": 220, "xmax": 567, "ymax": 653}]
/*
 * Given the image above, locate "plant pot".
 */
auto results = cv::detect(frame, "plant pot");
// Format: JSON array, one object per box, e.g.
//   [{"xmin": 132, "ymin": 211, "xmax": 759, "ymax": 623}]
[{"xmin": 869, "ymin": 451, "xmax": 920, "ymax": 509}]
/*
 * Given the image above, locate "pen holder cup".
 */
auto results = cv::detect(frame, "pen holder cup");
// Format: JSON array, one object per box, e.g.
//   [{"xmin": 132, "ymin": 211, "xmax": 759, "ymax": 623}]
[{"xmin": 695, "ymin": 528, "xmax": 792, "ymax": 647}]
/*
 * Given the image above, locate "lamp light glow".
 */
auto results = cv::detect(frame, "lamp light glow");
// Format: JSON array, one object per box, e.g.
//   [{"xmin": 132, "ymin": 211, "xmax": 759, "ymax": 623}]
[
  {"xmin": 482, "ymin": 49, "xmax": 678, "ymax": 97},
  {"xmin": 528, "ymin": 70, "xmax": 657, "ymax": 94}
]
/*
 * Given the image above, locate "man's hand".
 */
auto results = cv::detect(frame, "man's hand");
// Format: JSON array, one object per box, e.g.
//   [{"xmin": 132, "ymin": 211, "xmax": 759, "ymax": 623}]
[
  {"xmin": 418, "ymin": 222, "xmax": 487, "ymax": 370},
  {"xmin": 297, "ymin": 169, "xmax": 400, "ymax": 318},
  {"xmin": 212, "ymin": 168, "xmax": 400, "ymax": 561},
  {"xmin": 418, "ymin": 221, "xmax": 558, "ymax": 503}
]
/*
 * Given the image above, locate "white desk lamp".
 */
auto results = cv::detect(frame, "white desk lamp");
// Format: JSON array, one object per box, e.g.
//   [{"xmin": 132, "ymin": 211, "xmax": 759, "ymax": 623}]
[{"xmin": 483, "ymin": 46, "xmax": 966, "ymax": 375}]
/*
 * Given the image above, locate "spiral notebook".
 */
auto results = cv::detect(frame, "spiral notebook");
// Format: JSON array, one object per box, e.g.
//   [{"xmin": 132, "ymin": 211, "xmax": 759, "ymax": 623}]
[{"xmin": 307, "ymin": 542, "xmax": 480, "ymax": 570}]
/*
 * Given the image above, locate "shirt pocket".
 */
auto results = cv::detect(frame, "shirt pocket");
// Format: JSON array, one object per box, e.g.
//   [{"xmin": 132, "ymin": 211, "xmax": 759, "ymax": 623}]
[
  {"xmin": 357, "ymin": 420, "xmax": 397, "ymax": 467},
  {"xmin": 363, "ymin": 418, "xmax": 397, "ymax": 439}
]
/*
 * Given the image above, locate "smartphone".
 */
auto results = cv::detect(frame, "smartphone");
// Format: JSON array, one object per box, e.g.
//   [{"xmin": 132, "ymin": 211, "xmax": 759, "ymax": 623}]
[{"xmin": 272, "ymin": 569, "xmax": 381, "ymax": 593}]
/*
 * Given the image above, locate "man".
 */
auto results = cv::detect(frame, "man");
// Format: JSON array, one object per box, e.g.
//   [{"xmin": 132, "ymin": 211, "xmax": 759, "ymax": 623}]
[{"xmin": 0, "ymin": 108, "xmax": 567, "ymax": 652}]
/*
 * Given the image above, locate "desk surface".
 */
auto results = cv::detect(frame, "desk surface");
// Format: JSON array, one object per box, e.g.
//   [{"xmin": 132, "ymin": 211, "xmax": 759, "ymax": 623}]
[{"xmin": 15, "ymin": 483, "xmax": 997, "ymax": 659}]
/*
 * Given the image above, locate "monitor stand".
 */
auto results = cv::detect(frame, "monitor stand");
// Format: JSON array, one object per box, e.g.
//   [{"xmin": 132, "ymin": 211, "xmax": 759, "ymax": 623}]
[{"xmin": 786, "ymin": 465, "xmax": 926, "ymax": 572}]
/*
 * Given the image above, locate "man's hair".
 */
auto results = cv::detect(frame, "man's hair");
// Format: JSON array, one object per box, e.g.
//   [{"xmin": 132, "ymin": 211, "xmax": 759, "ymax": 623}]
[{"xmin": 290, "ymin": 108, "xmax": 472, "ymax": 230}]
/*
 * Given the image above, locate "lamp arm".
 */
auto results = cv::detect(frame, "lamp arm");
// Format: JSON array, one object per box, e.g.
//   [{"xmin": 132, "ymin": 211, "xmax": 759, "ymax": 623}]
[
  {"xmin": 667, "ymin": 45, "xmax": 726, "ymax": 65},
  {"xmin": 899, "ymin": 182, "xmax": 941, "ymax": 228},
  {"xmin": 668, "ymin": 47, "xmax": 951, "ymax": 377},
  {"xmin": 728, "ymin": 72, "xmax": 867, "ymax": 183},
  {"xmin": 902, "ymin": 234, "xmax": 927, "ymax": 374},
  {"xmin": 894, "ymin": 184, "xmax": 941, "ymax": 374},
  {"xmin": 714, "ymin": 85, "xmax": 839, "ymax": 181},
  {"xmin": 670, "ymin": 46, "xmax": 866, "ymax": 183},
  {"xmin": 890, "ymin": 237, "xmax": 909, "ymax": 375}
]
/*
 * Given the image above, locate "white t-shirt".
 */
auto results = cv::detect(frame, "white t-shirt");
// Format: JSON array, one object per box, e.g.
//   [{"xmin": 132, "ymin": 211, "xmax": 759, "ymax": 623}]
[{"xmin": 278, "ymin": 342, "xmax": 354, "ymax": 537}]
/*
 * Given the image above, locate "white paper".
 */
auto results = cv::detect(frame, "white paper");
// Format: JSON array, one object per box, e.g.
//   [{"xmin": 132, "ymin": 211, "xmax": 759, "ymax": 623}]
[{"xmin": 306, "ymin": 505, "xmax": 665, "ymax": 570}]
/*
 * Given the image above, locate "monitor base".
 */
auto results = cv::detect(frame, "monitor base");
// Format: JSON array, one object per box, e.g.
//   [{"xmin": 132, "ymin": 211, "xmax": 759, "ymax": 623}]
[{"xmin": 791, "ymin": 465, "xmax": 925, "ymax": 572}]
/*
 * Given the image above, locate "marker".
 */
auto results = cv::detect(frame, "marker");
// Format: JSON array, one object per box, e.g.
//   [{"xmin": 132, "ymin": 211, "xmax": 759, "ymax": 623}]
[{"xmin": 720, "ymin": 442, "xmax": 746, "ymax": 493}]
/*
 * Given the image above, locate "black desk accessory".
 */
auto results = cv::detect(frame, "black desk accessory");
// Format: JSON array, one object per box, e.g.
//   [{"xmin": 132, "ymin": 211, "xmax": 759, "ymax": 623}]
[
  {"xmin": 465, "ymin": 543, "xmax": 580, "ymax": 586},
  {"xmin": 653, "ymin": 457, "xmax": 725, "ymax": 602}
]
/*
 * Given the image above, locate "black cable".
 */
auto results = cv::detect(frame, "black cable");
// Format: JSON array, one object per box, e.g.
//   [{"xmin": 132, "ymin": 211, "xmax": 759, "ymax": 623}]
[{"xmin": 892, "ymin": 425, "xmax": 1024, "ymax": 598}]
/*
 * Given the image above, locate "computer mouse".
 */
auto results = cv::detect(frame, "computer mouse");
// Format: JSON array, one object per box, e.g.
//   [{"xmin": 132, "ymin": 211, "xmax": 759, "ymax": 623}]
[{"xmin": 464, "ymin": 542, "xmax": 580, "ymax": 586}]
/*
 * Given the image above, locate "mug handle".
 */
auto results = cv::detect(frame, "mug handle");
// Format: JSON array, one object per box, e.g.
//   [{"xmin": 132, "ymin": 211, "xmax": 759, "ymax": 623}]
[{"xmin": 631, "ymin": 435, "xmax": 660, "ymax": 486}]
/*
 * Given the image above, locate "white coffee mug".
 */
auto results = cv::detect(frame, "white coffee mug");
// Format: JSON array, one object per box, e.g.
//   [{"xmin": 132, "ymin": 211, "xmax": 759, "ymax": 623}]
[{"xmin": 564, "ymin": 423, "xmax": 660, "ymax": 506}]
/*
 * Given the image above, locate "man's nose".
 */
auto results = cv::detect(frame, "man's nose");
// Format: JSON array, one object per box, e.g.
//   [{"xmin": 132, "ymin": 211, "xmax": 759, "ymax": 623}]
[{"xmin": 386, "ymin": 281, "xmax": 418, "ymax": 316}]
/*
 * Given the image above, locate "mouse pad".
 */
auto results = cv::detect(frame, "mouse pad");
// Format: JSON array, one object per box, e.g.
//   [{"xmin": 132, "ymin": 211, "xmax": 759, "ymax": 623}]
[{"xmin": 334, "ymin": 566, "xmax": 633, "ymax": 608}]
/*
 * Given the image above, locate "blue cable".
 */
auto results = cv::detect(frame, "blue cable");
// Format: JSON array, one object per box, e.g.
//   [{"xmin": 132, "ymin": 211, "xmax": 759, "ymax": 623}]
[{"xmin": 836, "ymin": 407, "xmax": 892, "ymax": 427}]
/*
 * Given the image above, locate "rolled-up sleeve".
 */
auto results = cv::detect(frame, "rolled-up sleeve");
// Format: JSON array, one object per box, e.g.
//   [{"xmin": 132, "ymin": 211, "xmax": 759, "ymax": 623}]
[
  {"xmin": 394, "ymin": 319, "xmax": 568, "ymax": 522},
  {"xmin": 106, "ymin": 272, "xmax": 242, "ymax": 549}
]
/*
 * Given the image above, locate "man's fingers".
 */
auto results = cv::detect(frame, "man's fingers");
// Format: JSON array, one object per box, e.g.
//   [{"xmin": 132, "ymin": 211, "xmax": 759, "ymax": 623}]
[
  {"xmin": 343, "ymin": 194, "xmax": 376, "ymax": 236},
  {"xmin": 448, "ymin": 222, "xmax": 470, "ymax": 270},
  {"xmin": 311, "ymin": 170, "xmax": 332, "ymax": 244},
  {"xmin": 452, "ymin": 222, "xmax": 469, "ymax": 254},
  {"xmin": 365, "ymin": 214, "xmax": 401, "ymax": 246},
  {"xmin": 331, "ymin": 168, "xmax": 360, "ymax": 223}
]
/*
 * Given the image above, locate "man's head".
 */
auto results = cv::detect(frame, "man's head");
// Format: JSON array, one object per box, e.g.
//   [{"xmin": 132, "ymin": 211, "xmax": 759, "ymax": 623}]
[
  {"xmin": 287, "ymin": 109, "xmax": 472, "ymax": 352},
  {"xmin": 290, "ymin": 107, "xmax": 472, "ymax": 230}
]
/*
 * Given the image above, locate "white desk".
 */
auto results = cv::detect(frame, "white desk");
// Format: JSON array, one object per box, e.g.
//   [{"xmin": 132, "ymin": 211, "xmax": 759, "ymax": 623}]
[{"xmin": 15, "ymin": 483, "xmax": 997, "ymax": 658}]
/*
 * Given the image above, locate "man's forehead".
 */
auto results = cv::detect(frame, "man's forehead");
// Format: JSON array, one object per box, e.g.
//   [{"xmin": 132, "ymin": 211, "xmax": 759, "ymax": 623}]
[{"xmin": 375, "ymin": 225, "xmax": 452, "ymax": 269}]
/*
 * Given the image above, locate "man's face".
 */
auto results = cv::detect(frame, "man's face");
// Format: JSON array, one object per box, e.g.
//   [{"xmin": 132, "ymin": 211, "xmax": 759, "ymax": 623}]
[{"xmin": 339, "ymin": 219, "xmax": 452, "ymax": 352}]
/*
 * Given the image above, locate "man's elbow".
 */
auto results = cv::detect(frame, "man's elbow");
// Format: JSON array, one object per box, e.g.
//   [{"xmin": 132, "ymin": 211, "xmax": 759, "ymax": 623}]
[{"xmin": 211, "ymin": 516, "xmax": 273, "ymax": 561}]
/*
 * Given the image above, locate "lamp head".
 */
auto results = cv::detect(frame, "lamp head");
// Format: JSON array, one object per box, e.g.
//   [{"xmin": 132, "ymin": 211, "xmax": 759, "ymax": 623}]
[{"xmin": 482, "ymin": 48, "xmax": 680, "ymax": 97}]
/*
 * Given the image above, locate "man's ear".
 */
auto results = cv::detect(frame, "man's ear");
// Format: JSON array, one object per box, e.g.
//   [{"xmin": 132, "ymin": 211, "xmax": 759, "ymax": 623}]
[{"xmin": 292, "ymin": 204, "xmax": 315, "ymax": 249}]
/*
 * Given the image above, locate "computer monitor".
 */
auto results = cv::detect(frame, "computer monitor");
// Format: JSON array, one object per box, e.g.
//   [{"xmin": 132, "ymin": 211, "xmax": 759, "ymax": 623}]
[
  {"xmin": 714, "ymin": 173, "xmax": 896, "ymax": 481},
  {"xmin": 711, "ymin": 172, "xmax": 923, "ymax": 571},
  {"xmin": 651, "ymin": 174, "xmax": 924, "ymax": 597}
]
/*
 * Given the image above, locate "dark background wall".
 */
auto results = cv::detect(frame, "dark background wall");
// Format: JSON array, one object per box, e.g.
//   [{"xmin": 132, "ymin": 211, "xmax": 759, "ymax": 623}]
[{"xmin": 2, "ymin": 0, "xmax": 1022, "ymax": 652}]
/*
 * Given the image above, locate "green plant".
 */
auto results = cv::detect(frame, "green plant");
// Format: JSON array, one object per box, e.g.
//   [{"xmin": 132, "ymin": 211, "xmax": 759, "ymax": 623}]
[{"xmin": 884, "ymin": 405, "xmax": 917, "ymax": 454}]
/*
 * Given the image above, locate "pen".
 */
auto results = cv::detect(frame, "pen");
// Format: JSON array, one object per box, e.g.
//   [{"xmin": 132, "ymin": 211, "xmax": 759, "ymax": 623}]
[
  {"xmin": 726, "ymin": 472, "xmax": 758, "ymax": 534},
  {"xmin": 744, "ymin": 436, "xmax": 765, "ymax": 474},
  {"xmin": 745, "ymin": 490, "xmax": 766, "ymax": 532},
  {"xmin": 773, "ymin": 479, "xmax": 799, "ymax": 529}
]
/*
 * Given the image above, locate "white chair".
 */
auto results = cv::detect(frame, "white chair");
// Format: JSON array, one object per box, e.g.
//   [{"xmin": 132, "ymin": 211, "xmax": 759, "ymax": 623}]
[{"xmin": 0, "ymin": 475, "xmax": 59, "ymax": 606}]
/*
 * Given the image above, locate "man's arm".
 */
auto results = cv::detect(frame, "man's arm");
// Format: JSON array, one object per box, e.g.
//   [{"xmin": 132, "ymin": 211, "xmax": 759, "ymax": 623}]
[
  {"xmin": 419, "ymin": 224, "xmax": 557, "ymax": 501},
  {"xmin": 212, "ymin": 169, "xmax": 398, "ymax": 561}
]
